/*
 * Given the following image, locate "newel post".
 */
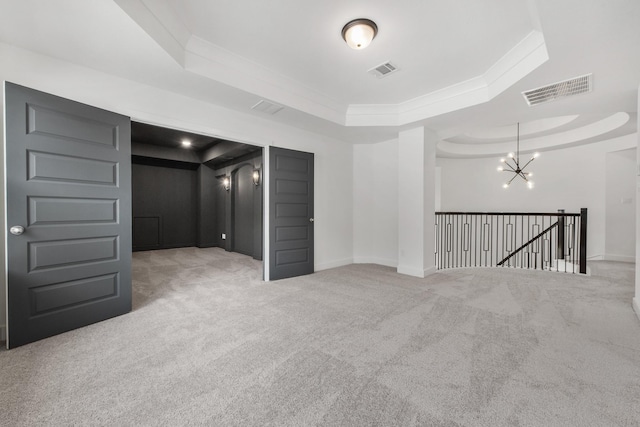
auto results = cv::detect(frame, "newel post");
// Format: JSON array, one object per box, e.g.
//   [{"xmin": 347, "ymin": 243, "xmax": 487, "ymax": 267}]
[
  {"xmin": 557, "ymin": 209, "xmax": 565, "ymax": 260},
  {"xmin": 579, "ymin": 208, "xmax": 588, "ymax": 274}
]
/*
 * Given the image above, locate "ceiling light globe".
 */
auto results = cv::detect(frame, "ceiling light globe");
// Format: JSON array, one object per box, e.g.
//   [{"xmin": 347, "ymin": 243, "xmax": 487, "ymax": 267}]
[
  {"xmin": 342, "ymin": 19, "xmax": 378, "ymax": 50},
  {"xmin": 497, "ymin": 166, "xmax": 504, "ymax": 172},
  {"xmin": 533, "ymin": 152, "xmax": 540, "ymax": 158},
  {"xmin": 503, "ymin": 183, "xmax": 509, "ymax": 189}
]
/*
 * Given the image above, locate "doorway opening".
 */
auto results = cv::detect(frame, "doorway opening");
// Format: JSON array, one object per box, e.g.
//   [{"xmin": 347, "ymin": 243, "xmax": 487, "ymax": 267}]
[
  {"xmin": 3, "ymin": 84, "xmax": 313, "ymax": 349},
  {"xmin": 131, "ymin": 122, "xmax": 264, "ymax": 261}
]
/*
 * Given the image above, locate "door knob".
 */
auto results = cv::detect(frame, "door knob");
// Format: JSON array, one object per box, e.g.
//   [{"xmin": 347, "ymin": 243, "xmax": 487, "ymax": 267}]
[
  {"xmin": 10, "ymin": 225, "xmax": 25, "ymax": 235},
  {"xmin": 309, "ymin": 218, "xmax": 314, "ymax": 223}
]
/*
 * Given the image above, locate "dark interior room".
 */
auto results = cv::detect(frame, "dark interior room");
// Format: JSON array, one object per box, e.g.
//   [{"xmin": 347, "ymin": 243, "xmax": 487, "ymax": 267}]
[{"xmin": 130, "ymin": 122, "xmax": 263, "ymax": 260}]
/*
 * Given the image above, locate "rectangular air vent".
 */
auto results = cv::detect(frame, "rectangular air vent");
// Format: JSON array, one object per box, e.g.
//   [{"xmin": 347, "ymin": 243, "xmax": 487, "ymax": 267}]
[
  {"xmin": 368, "ymin": 61, "xmax": 399, "ymax": 78},
  {"xmin": 251, "ymin": 100, "xmax": 284, "ymax": 115},
  {"xmin": 522, "ymin": 74, "xmax": 592, "ymax": 106}
]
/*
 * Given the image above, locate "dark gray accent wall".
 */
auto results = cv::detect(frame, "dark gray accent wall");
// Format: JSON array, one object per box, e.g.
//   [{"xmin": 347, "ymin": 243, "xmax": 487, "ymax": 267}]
[
  {"xmin": 132, "ymin": 141, "xmax": 201, "ymax": 163},
  {"xmin": 232, "ymin": 164, "xmax": 255, "ymax": 256},
  {"xmin": 131, "ymin": 137, "xmax": 262, "ymax": 259},
  {"xmin": 132, "ymin": 157, "xmax": 198, "ymax": 251},
  {"xmin": 213, "ymin": 150, "xmax": 263, "ymax": 260},
  {"xmin": 215, "ymin": 179, "xmax": 228, "ymax": 250},
  {"xmin": 197, "ymin": 164, "xmax": 217, "ymax": 248}
]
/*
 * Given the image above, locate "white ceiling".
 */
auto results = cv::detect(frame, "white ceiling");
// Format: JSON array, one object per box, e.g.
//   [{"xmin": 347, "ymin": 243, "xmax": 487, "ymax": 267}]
[{"xmin": 0, "ymin": 0, "xmax": 638, "ymax": 156}]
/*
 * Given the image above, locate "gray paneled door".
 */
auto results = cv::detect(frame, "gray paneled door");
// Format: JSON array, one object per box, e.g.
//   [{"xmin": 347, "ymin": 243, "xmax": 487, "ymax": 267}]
[
  {"xmin": 269, "ymin": 147, "xmax": 314, "ymax": 280},
  {"xmin": 4, "ymin": 82, "xmax": 132, "ymax": 349}
]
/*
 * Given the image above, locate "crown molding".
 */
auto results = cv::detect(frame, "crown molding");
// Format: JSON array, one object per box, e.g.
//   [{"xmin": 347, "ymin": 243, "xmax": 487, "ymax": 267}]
[
  {"xmin": 437, "ymin": 112, "xmax": 632, "ymax": 157},
  {"xmin": 183, "ymin": 35, "xmax": 348, "ymax": 125},
  {"xmin": 114, "ymin": 0, "xmax": 190, "ymax": 65},
  {"xmin": 115, "ymin": 1, "xmax": 548, "ymax": 128},
  {"xmin": 346, "ymin": 31, "xmax": 548, "ymax": 126}
]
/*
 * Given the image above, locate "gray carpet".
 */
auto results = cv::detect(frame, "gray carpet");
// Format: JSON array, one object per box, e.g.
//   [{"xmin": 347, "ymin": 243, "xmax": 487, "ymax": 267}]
[{"xmin": 1, "ymin": 247, "xmax": 639, "ymax": 426}]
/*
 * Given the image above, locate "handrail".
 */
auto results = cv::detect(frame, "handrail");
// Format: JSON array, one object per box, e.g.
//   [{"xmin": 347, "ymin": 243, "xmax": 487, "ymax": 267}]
[
  {"xmin": 437, "ymin": 211, "xmax": 580, "ymax": 217},
  {"xmin": 497, "ymin": 221, "xmax": 558, "ymax": 266},
  {"xmin": 435, "ymin": 208, "xmax": 587, "ymax": 274}
]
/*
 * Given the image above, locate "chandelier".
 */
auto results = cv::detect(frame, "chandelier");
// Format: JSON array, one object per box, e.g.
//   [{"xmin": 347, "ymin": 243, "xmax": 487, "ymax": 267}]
[{"xmin": 497, "ymin": 123, "xmax": 539, "ymax": 189}]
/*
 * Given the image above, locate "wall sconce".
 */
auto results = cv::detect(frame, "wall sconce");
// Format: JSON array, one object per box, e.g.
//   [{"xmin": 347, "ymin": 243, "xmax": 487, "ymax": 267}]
[
  {"xmin": 222, "ymin": 176, "xmax": 230, "ymax": 191},
  {"xmin": 252, "ymin": 169, "xmax": 260, "ymax": 186}
]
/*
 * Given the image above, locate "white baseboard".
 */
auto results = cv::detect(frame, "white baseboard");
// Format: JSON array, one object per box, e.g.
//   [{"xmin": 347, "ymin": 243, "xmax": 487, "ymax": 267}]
[
  {"xmin": 633, "ymin": 298, "xmax": 640, "ymax": 323},
  {"xmin": 353, "ymin": 257, "xmax": 398, "ymax": 268},
  {"xmin": 315, "ymin": 258, "xmax": 353, "ymax": 272},
  {"xmin": 397, "ymin": 265, "xmax": 436, "ymax": 278},
  {"xmin": 424, "ymin": 266, "xmax": 437, "ymax": 276},
  {"xmin": 603, "ymin": 254, "xmax": 636, "ymax": 263},
  {"xmin": 397, "ymin": 265, "xmax": 423, "ymax": 278}
]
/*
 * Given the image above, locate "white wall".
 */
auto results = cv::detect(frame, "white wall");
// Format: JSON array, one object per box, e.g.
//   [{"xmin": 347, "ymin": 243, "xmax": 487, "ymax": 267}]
[
  {"xmin": 353, "ymin": 139, "xmax": 399, "ymax": 267},
  {"xmin": 437, "ymin": 134, "xmax": 637, "ymax": 260},
  {"xmin": 396, "ymin": 127, "xmax": 437, "ymax": 277},
  {"xmin": 605, "ymin": 148, "xmax": 636, "ymax": 262},
  {"xmin": 635, "ymin": 90, "xmax": 640, "ymax": 322},
  {"xmin": 353, "ymin": 133, "xmax": 637, "ymax": 270},
  {"xmin": 0, "ymin": 43, "xmax": 354, "ymax": 337},
  {"xmin": 0, "ymin": 86, "xmax": 3, "ymax": 342}
]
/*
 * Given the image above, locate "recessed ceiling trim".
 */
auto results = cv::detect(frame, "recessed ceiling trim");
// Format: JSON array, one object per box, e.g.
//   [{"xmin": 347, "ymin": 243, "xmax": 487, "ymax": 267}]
[
  {"xmin": 116, "ymin": 4, "xmax": 548, "ymax": 128},
  {"xmin": 462, "ymin": 115, "xmax": 580, "ymax": 140},
  {"xmin": 347, "ymin": 31, "xmax": 549, "ymax": 126},
  {"xmin": 437, "ymin": 112, "xmax": 631, "ymax": 157},
  {"xmin": 114, "ymin": 0, "xmax": 190, "ymax": 65},
  {"xmin": 184, "ymin": 35, "xmax": 348, "ymax": 124}
]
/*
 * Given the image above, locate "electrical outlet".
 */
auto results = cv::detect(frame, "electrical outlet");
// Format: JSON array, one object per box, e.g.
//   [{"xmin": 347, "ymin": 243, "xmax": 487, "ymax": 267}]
[{"xmin": 222, "ymin": 233, "xmax": 226, "ymax": 240}]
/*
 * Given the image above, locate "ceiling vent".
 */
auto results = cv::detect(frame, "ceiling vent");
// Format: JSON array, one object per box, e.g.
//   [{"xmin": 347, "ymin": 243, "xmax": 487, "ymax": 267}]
[
  {"xmin": 251, "ymin": 100, "xmax": 284, "ymax": 115},
  {"xmin": 522, "ymin": 74, "xmax": 592, "ymax": 106},
  {"xmin": 368, "ymin": 61, "xmax": 399, "ymax": 78}
]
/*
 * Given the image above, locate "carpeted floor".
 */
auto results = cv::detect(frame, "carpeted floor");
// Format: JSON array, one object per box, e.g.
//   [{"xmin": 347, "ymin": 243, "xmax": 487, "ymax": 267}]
[{"xmin": 1, "ymin": 247, "xmax": 639, "ymax": 426}]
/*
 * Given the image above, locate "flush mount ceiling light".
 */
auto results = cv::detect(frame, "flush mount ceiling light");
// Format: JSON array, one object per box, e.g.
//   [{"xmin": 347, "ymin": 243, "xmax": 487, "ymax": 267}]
[
  {"xmin": 341, "ymin": 19, "xmax": 378, "ymax": 50},
  {"xmin": 497, "ymin": 123, "xmax": 539, "ymax": 189}
]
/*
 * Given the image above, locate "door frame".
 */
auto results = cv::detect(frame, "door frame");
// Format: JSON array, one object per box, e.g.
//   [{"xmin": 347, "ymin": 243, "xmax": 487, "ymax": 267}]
[{"xmin": 263, "ymin": 146, "xmax": 271, "ymax": 281}]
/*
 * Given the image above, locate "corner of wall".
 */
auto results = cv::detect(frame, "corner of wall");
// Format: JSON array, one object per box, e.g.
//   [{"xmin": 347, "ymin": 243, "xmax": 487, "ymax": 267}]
[
  {"xmin": 315, "ymin": 258, "xmax": 353, "ymax": 272},
  {"xmin": 636, "ymin": 84, "xmax": 640, "ymax": 317},
  {"xmin": 353, "ymin": 257, "xmax": 398, "ymax": 268},
  {"xmin": 602, "ymin": 254, "xmax": 636, "ymax": 263},
  {"xmin": 397, "ymin": 264, "xmax": 426, "ymax": 278}
]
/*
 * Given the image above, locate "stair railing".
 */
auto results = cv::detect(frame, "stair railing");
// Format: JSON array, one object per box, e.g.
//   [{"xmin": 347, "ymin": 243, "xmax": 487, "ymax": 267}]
[{"xmin": 435, "ymin": 209, "xmax": 587, "ymax": 273}]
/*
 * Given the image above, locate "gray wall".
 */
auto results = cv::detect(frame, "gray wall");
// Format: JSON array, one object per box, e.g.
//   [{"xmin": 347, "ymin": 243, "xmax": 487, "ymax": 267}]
[
  {"xmin": 132, "ymin": 157, "xmax": 198, "ymax": 250},
  {"xmin": 131, "ymin": 142, "xmax": 263, "ymax": 259},
  {"xmin": 197, "ymin": 164, "xmax": 218, "ymax": 248},
  {"xmin": 213, "ymin": 150, "xmax": 263, "ymax": 260}
]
